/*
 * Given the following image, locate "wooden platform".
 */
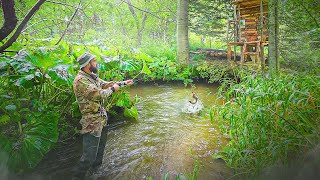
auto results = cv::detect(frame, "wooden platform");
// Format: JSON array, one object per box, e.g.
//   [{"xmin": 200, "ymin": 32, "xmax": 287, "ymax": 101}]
[{"xmin": 227, "ymin": 40, "xmax": 268, "ymax": 66}]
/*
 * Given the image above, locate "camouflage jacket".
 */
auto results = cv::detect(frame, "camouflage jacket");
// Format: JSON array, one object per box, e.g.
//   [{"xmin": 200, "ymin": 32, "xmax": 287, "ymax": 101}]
[{"xmin": 73, "ymin": 70, "xmax": 115, "ymax": 137}]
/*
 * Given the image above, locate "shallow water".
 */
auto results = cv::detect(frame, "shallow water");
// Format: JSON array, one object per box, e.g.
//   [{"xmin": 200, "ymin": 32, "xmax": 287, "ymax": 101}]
[{"xmin": 31, "ymin": 82, "xmax": 231, "ymax": 180}]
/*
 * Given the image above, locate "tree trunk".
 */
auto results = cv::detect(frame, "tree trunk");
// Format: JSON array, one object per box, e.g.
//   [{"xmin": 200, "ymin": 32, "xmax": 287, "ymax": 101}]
[
  {"xmin": 126, "ymin": 0, "xmax": 146, "ymax": 46},
  {"xmin": 137, "ymin": 12, "xmax": 148, "ymax": 46},
  {"xmin": 177, "ymin": 0, "xmax": 189, "ymax": 65},
  {"xmin": 116, "ymin": 8, "xmax": 127, "ymax": 36},
  {"xmin": 268, "ymin": 0, "xmax": 279, "ymax": 73},
  {"xmin": 0, "ymin": 0, "xmax": 46, "ymax": 53},
  {"xmin": 0, "ymin": 0, "xmax": 18, "ymax": 42},
  {"xmin": 163, "ymin": 21, "xmax": 167, "ymax": 43}
]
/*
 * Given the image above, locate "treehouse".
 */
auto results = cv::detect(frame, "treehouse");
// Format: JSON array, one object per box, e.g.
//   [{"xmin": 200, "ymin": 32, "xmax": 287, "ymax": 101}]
[{"xmin": 227, "ymin": 0, "xmax": 268, "ymax": 66}]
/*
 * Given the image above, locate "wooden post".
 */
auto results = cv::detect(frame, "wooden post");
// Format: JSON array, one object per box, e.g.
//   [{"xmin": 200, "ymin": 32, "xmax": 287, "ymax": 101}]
[
  {"xmin": 256, "ymin": 42, "xmax": 261, "ymax": 64},
  {"xmin": 233, "ymin": 5, "xmax": 237, "ymax": 62},
  {"xmin": 241, "ymin": 43, "xmax": 246, "ymax": 65},
  {"xmin": 261, "ymin": 44, "xmax": 265, "ymax": 70},
  {"xmin": 226, "ymin": 20, "xmax": 230, "ymax": 43},
  {"xmin": 260, "ymin": 0, "xmax": 264, "ymax": 41},
  {"xmin": 236, "ymin": 5, "xmax": 241, "ymax": 63},
  {"xmin": 260, "ymin": 0, "xmax": 265, "ymax": 70},
  {"xmin": 227, "ymin": 44, "xmax": 231, "ymax": 61}
]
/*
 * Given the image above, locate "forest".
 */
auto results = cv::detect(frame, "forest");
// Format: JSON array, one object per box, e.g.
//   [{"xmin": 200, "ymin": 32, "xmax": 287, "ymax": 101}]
[{"xmin": 0, "ymin": 0, "xmax": 319, "ymax": 179}]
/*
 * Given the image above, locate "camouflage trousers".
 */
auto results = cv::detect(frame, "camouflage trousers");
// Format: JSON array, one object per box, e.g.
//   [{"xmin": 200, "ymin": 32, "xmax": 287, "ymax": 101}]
[{"xmin": 72, "ymin": 126, "xmax": 108, "ymax": 180}]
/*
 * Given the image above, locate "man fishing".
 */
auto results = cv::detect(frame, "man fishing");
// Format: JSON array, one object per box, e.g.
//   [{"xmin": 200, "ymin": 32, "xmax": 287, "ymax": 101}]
[{"xmin": 72, "ymin": 52, "xmax": 133, "ymax": 179}]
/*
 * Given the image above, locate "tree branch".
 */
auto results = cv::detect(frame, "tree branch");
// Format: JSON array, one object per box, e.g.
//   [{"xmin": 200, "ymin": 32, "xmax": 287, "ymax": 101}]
[
  {"xmin": 159, "ymin": 0, "xmax": 176, "ymax": 16},
  {"xmin": 122, "ymin": 0, "xmax": 174, "ymax": 22},
  {"xmin": 55, "ymin": 0, "xmax": 82, "ymax": 45},
  {"xmin": 0, "ymin": 0, "xmax": 46, "ymax": 53},
  {"xmin": 15, "ymin": 5, "xmax": 42, "ymax": 37},
  {"xmin": 115, "ymin": 7, "xmax": 128, "ymax": 36},
  {"xmin": 300, "ymin": 2, "xmax": 319, "ymax": 28},
  {"xmin": 0, "ymin": 0, "xmax": 18, "ymax": 42},
  {"xmin": 46, "ymin": 0, "xmax": 84, "ymax": 10}
]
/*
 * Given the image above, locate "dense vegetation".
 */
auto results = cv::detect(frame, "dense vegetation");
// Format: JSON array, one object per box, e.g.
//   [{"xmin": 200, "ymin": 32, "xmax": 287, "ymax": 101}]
[
  {"xmin": 0, "ymin": 0, "xmax": 319, "ymax": 179},
  {"xmin": 212, "ymin": 69, "xmax": 320, "ymax": 178}
]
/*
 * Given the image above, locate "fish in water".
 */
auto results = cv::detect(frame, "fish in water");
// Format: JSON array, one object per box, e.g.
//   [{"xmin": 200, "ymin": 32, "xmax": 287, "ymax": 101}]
[
  {"xmin": 189, "ymin": 92, "xmax": 198, "ymax": 104},
  {"xmin": 182, "ymin": 92, "xmax": 203, "ymax": 114}
]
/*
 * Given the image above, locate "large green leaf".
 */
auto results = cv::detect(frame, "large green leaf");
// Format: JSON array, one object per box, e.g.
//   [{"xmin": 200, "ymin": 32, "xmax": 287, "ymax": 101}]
[
  {"xmin": 48, "ymin": 64, "xmax": 73, "ymax": 86},
  {"xmin": 0, "ymin": 61, "xmax": 8, "ymax": 69},
  {"xmin": 116, "ymin": 98, "xmax": 124, "ymax": 107},
  {"xmin": 115, "ymin": 92, "xmax": 132, "ymax": 108},
  {"xmin": 26, "ymin": 49, "xmax": 56, "ymax": 70},
  {"xmin": 0, "ymin": 115, "xmax": 10, "ymax": 125},
  {"xmin": 0, "ymin": 111, "xmax": 59, "ymax": 172},
  {"xmin": 0, "ymin": 62, "xmax": 8, "ymax": 76},
  {"xmin": 142, "ymin": 61, "xmax": 151, "ymax": 75},
  {"xmin": 123, "ymin": 106, "xmax": 138, "ymax": 121},
  {"xmin": 71, "ymin": 101, "xmax": 82, "ymax": 118},
  {"xmin": 100, "ymin": 56, "xmax": 120, "ymax": 71},
  {"xmin": 120, "ymin": 60, "xmax": 140, "ymax": 71},
  {"xmin": 14, "ymin": 74, "xmax": 36, "ymax": 88},
  {"xmin": 9, "ymin": 58, "xmax": 35, "ymax": 74},
  {"xmin": 5, "ymin": 105, "xmax": 16, "ymax": 111},
  {"xmin": 135, "ymin": 53, "xmax": 153, "ymax": 62}
]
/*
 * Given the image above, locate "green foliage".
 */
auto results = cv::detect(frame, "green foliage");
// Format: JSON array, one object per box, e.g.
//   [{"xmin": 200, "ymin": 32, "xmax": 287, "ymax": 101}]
[
  {"xmin": 124, "ymin": 106, "xmax": 139, "ymax": 121},
  {"xmin": 279, "ymin": 0, "xmax": 320, "ymax": 74},
  {"xmin": 183, "ymin": 160, "xmax": 200, "ymax": 180},
  {"xmin": 3, "ymin": 0, "xmax": 178, "ymax": 50},
  {"xmin": 0, "ymin": 110, "xmax": 59, "ymax": 172},
  {"xmin": 214, "ymin": 70, "xmax": 320, "ymax": 177},
  {"xmin": 147, "ymin": 160, "xmax": 200, "ymax": 180},
  {"xmin": 141, "ymin": 43, "xmax": 176, "ymax": 61},
  {"xmin": 189, "ymin": 0, "xmax": 231, "ymax": 37},
  {"xmin": 0, "ymin": 48, "xmax": 74, "ymax": 173},
  {"xmin": 191, "ymin": 54, "xmax": 206, "ymax": 62},
  {"xmin": 197, "ymin": 63, "xmax": 233, "ymax": 83},
  {"xmin": 0, "ymin": 114, "xmax": 10, "ymax": 125}
]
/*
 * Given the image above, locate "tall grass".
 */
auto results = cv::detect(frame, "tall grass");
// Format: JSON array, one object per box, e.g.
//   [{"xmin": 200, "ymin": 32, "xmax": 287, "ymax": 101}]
[{"xmin": 212, "ymin": 70, "xmax": 320, "ymax": 178}]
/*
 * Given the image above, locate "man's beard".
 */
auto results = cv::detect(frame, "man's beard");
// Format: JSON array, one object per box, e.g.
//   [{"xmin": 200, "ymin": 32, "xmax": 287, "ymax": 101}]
[{"xmin": 90, "ymin": 65, "xmax": 98, "ymax": 73}]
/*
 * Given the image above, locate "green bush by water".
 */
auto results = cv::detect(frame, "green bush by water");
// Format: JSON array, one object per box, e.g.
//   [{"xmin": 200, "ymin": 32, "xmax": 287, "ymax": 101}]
[{"xmin": 212, "ymin": 70, "xmax": 320, "ymax": 178}]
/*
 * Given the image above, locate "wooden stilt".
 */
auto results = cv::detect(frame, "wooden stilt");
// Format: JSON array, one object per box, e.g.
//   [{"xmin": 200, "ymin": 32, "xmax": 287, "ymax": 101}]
[
  {"xmin": 261, "ymin": 44, "xmax": 265, "ymax": 69},
  {"xmin": 241, "ymin": 43, "xmax": 246, "ymax": 66},
  {"xmin": 227, "ymin": 44, "xmax": 231, "ymax": 61},
  {"xmin": 256, "ymin": 42, "xmax": 261, "ymax": 64}
]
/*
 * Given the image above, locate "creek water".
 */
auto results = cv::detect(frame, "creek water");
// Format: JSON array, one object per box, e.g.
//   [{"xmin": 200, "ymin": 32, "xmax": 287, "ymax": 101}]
[{"xmin": 31, "ymin": 82, "xmax": 232, "ymax": 180}]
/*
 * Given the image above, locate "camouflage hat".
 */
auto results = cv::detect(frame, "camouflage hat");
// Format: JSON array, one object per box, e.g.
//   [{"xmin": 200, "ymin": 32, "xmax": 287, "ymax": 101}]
[{"xmin": 77, "ymin": 53, "xmax": 95, "ymax": 69}]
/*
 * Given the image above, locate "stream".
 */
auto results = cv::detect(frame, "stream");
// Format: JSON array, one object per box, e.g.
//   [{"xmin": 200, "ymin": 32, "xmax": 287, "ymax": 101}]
[{"xmin": 31, "ymin": 82, "xmax": 232, "ymax": 180}]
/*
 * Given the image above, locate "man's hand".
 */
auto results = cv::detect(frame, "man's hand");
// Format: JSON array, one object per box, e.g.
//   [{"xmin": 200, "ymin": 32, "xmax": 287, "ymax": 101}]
[
  {"xmin": 112, "ymin": 83, "xmax": 120, "ymax": 92},
  {"xmin": 125, "ymin": 79, "xmax": 133, "ymax": 86},
  {"xmin": 102, "ymin": 81, "xmax": 115, "ymax": 89}
]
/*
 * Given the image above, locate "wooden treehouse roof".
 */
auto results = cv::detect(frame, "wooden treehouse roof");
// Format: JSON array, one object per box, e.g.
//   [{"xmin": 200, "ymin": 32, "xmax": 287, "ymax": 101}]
[{"xmin": 231, "ymin": 0, "xmax": 268, "ymax": 18}]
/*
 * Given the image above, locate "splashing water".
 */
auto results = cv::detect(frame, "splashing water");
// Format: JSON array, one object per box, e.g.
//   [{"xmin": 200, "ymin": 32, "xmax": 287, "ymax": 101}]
[{"xmin": 181, "ymin": 99, "xmax": 204, "ymax": 114}]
